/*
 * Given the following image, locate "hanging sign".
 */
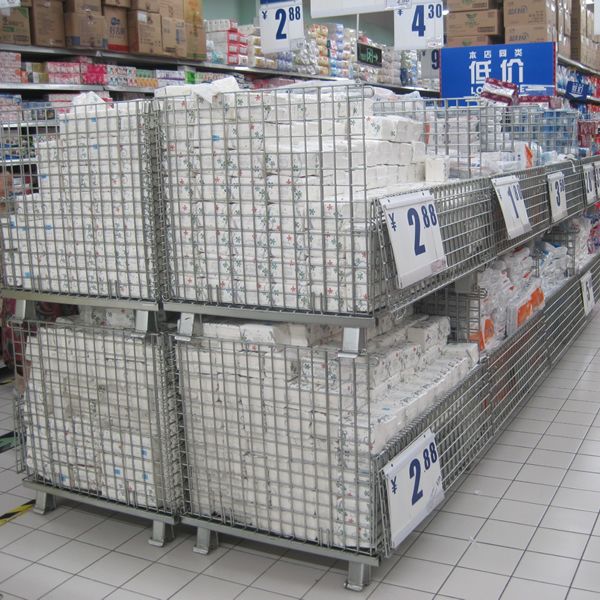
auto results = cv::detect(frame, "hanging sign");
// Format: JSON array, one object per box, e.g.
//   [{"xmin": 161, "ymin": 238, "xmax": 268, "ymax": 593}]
[
  {"xmin": 394, "ymin": 3, "xmax": 444, "ymax": 51},
  {"xmin": 260, "ymin": 0, "xmax": 304, "ymax": 55}
]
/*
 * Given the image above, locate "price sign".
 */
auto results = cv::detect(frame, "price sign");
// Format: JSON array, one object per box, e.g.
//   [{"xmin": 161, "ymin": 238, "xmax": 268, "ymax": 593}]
[
  {"xmin": 383, "ymin": 429, "xmax": 445, "ymax": 548},
  {"xmin": 594, "ymin": 163, "xmax": 600, "ymax": 199},
  {"xmin": 260, "ymin": 0, "xmax": 304, "ymax": 55},
  {"xmin": 581, "ymin": 271, "xmax": 596, "ymax": 316},
  {"xmin": 394, "ymin": 3, "xmax": 444, "ymax": 51},
  {"xmin": 583, "ymin": 164, "xmax": 597, "ymax": 206},
  {"xmin": 419, "ymin": 48, "xmax": 441, "ymax": 80},
  {"xmin": 380, "ymin": 190, "xmax": 447, "ymax": 289},
  {"xmin": 387, "ymin": 0, "xmax": 412, "ymax": 7},
  {"xmin": 547, "ymin": 172, "xmax": 568, "ymax": 223},
  {"xmin": 492, "ymin": 175, "xmax": 532, "ymax": 239}
]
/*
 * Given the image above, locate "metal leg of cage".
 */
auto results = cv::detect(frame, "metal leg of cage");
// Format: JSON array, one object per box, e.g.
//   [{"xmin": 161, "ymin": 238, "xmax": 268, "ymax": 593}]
[
  {"xmin": 33, "ymin": 490, "xmax": 56, "ymax": 515},
  {"xmin": 149, "ymin": 520, "xmax": 174, "ymax": 547},
  {"xmin": 192, "ymin": 526, "xmax": 219, "ymax": 555},
  {"xmin": 339, "ymin": 327, "xmax": 366, "ymax": 358},
  {"xmin": 345, "ymin": 561, "xmax": 371, "ymax": 592}
]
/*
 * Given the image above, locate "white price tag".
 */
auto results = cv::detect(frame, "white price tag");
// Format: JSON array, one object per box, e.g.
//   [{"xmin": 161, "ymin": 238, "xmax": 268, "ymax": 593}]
[
  {"xmin": 387, "ymin": 0, "xmax": 412, "ymax": 7},
  {"xmin": 0, "ymin": 0, "xmax": 20, "ymax": 6},
  {"xmin": 583, "ymin": 164, "xmax": 597, "ymax": 206},
  {"xmin": 492, "ymin": 175, "xmax": 532, "ymax": 239},
  {"xmin": 594, "ymin": 162, "xmax": 600, "ymax": 199},
  {"xmin": 394, "ymin": 2, "xmax": 444, "ymax": 51},
  {"xmin": 260, "ymin": 0, "xmax": 304, "ymax": 55},
  {"xmin": 383, "ymin": 429, "xmax": 445, "ymax": 548},
  {"xmin": 418, "ymin": 48, "xmax": 440, "ymax": 80},
  {"xmin": 547, "ymin": 172, "xmax": 568, "ymax": 223},
  {"xmin": 581, "ymin": 271, "xmax": 596, "ymax": 316},
  {"xmin": 380, "ymin": 190, "xmax": 447, "ymax": 289}
]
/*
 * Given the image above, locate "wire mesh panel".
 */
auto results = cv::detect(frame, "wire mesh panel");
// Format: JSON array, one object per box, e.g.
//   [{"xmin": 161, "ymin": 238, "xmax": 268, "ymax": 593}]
[
  {"xmin": 492, "ymin": 167, "xmax": 551, "ymax": 257},
  {"xmin": 157, "ymin": 83, "xmax": 447, "ymax": 319},
  {"xmin": 545, "ymin": 273, "xmax": 588, "ymax": 366},
  {"xmin": 545, "ymin": 160, "xmax": 586, "ymax": 219},
  {"xmin": 175, "ymin": 316, "xmax": 478, "ymax": 556},
  {"xmin": 377, "ymin": 177, "xmax": 494, "ymax": 318},
  {"xmin": 14, "ymin": 318, "xmax": 181, "ymax": 514},
  {"xmin": 0, "ymin": 100, "xmax": 161, "ymax": 302},
  {"xmin": 375, "ymin": 364, "xmax": 490, "ymax": 556},
  {"xmin": 487, "ymin": 314, "xmax": 548, "ymax": 433}
]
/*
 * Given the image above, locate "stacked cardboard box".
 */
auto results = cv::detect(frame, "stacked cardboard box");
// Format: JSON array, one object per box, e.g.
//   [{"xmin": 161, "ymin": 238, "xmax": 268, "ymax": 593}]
[
  {"xmin": 0, "ymin": 7, "xmax": 32, "ymax": 45},
  {"xmin": 572, "ymin": 0, "xmax": 599, "ymax": 68},
  {"xmin": 446, "ymin": 0, "xmax": 503, "ymax": 47}
]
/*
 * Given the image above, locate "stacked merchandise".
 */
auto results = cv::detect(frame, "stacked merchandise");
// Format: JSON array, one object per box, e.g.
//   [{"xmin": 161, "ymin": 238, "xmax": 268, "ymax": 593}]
[
  {"xmin": 180, "ymin": 313, "xmax": 478, "ymax": 548},
  {"xmin": 0, "ymin": 95, "xmax": 22, "ymax": 125},
  {"xmin": 504, "ymin": 0, "xmax": 559, "ymax": 46},
  {"xmin": 205, "ymin": 20, "xmax": 249, "ymax": 67},
  {"xmin": 326, "ymin": 24, "xmax": 355, "ymax": 79},
  {"xmin": 158, "ymin": 79, "xmax": 435, "ymax": 314},
  {"xmin": 1, "ymin": 93, "xmax": 157, "ymax": 300},
  {"xmin": 572, "ymin": 0, "xmax": 599, "ymax": 68},
  {"xmin": 0, "ymin": 52, "xmax": 21, "ymax": 84},
  {"xmin": 21, "ymin": 312, "xmax": 180, "ymax": 510},
  {"xmin": 21, "ymin": 62, "xmax": 49, "ymax": 84},
  {"xmin": 446, "ymin": 0, "xmax": 504, "ymax": 47},
  {"xmin": 379, "ymin": 48, "xmax": 419, "ymax": 88}
]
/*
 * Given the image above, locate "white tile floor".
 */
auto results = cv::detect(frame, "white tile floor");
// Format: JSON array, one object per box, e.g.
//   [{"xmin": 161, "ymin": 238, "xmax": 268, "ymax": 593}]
[{"xmin": 2, "ymin": 313, "xmax": 600, "ymax": 599}]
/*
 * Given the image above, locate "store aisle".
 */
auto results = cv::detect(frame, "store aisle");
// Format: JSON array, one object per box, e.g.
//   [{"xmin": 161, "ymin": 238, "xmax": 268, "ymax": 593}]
[{"xmin": 1, "ymin": 314, "xmax": 600, "ymax": 600}]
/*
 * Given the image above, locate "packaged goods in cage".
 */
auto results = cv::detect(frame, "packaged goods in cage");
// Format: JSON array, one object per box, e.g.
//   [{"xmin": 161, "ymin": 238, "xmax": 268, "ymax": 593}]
[
  {"xmin": 157, "ymin": 79, "xmax": 439, "ymax": 315},
  {"xmin": 374, "ymin": 98, "xmax": 580, "ymax": 179},
  {"xmin": 178, "ymin": 312, "xmax": 479, "ymax": 551},
  {"xmin": 15, "ymin": 317, "xmax": 181, "ymax": 512},
  {"xmin": 0, "ymin": 93, "xmax": 159, "ymax": 301}
]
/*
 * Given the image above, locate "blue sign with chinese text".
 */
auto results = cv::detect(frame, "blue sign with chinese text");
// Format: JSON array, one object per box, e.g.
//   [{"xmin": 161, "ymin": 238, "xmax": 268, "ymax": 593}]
[
  {"xmin": 440, "ymin": 42, "xmax": 556, "ymax": 98},
  {"xmin": 566, "ymin": 80, "xmax": 592, "ymax": 101}
]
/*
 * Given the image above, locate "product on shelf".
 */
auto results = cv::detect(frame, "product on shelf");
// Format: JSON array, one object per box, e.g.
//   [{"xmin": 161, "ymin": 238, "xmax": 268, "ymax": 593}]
[
  {"xmin": 180, "ymin": 312, "xmax": 478, "ymax": 548},
  {"xmin": 0, "ymin": 7, "xmax": 31, "ymax": 46},
  {"xmin": 0, "ymin": 52, "xmax": 22, "ymax": 84}
]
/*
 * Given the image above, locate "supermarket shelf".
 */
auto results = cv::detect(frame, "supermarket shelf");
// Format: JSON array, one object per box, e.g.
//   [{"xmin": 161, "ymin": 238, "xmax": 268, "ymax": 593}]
[
  {"xmin": 105, "ymin": 85, "xmax": 155, "ymax": 94},
  {"xmin": 0, "ymin": 44, "xmax": 440, "ymax": 97},
  {"xmin": 559, "ymin": 54, "xmax": 600, "ymax": 79},
  {"xmin": 557, "ymin": 88, "xmax": 600, "ymax": 105},
  {"xmin": 0, "ymin": 83, "xmax": 103, "ymax": 92}
]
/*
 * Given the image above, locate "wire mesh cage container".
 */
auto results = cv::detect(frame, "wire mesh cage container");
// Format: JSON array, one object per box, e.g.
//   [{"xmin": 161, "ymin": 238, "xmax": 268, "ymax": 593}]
[
  {"xmin": 13, "ymin": 316, "xmax": 182, "ymax": 515},
  {"xmin": 374, "ymin": 97, "xmax": 580, "ymax": 180},
  {"xmin": 0, "ymin": 99, "xmax": 162, "ymax": 303},
  {"xmin": 156, "ymin": 82, "xmax": 486, "ymax": 319},
  {"xmin": 175, "ymin": 314, "xmax": 480, "ymax": 556}
]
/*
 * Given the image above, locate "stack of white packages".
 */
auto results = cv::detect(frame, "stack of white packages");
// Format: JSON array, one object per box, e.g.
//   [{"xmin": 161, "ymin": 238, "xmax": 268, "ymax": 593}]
[
  {"xmin": 537, "ymin": 240, "xmax": 571, "ymax": 296},
  {"xmin": 22, "ymin": 316, "xmax": 178, "ymax": 510},
  {"xmin": 158, "ymin": 79, "xmax": 431, "ymax": 314},
  {"xmin": 571, "ymin": 216, "xmax": 597, "ymax": 271},
  {"xmin": 180, "ymin": 313, "xmax": 478, "ymax": 549},
  {"xmin": 1, "ymin": 93, "xmax": 156, "ymax": 300}
]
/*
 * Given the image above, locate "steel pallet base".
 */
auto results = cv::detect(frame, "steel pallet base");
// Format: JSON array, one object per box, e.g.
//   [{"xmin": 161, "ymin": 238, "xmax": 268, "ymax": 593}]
[
  {"xmin": 22, "ymin": 480, "xmax": 178, "ymax": 547},
  {"xmin": 181, "ymin": 516, "xmax": 378, "ymax": 591}
]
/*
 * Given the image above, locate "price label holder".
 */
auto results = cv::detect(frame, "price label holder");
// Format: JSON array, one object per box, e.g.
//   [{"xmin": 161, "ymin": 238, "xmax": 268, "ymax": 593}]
[
  {"xmin": 581, "ymin": 271, "xmax": 596, "ymax": 317},
  {"xmin": 492, "ymin": 175, "xmax": 532, "ymax": 239},
  {"xmin": 394, "ymin": 2, "xmax": 444, "ymax": 51},
  {"xmin": 260, "ymin": 0, "xmax": 304, "ymax": 55},
  {"xmin": 380, "ymin": 190, "xmax": 447, "ymax": 289},
  {"xmin": 387, "ymin": 0, "xmax": 412, "ymax": 7},
  {"xmin": 583, "ymin": 163, "xmax": 597, "ymax": 206},
  {"xmin": 547, "ymin": 171, "xmax": 568, "ymax": 223},
  {"xmin": 383, "ymin": 429, "xmax": 445, "ymax": 548}
]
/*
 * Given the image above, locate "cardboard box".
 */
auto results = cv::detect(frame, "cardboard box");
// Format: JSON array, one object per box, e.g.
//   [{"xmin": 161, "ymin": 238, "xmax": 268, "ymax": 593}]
[
  {"xmin": 128, "ymin": 10, "xmax": 162, "ymax": 54},
  {"xmin": 64, "ymin": 0, "xmax": 101, "ymax": 13},
  {"xmin": 161, "ymin": 16, "xmax": 185, "ymax": 56},
  {"xmin": 64, "ymin": 12, "xmax": 107, "ymax": 48},
  {"xmin": 558, "ymin": 33, "xmax": 571, "ymax": 57},
  {"xmin": 184, "ymin": 0, "xmax": 202, "ymax": 24},
  {"xmin": 445, "ymin": 35, "xmax": 498, "ymax": 47},
  {"xmin": 30, "ymin": 0, "xmax": 64, "ymax": 47},
  {"xmin": 159, "ymin": 0, "xmax": 183, "ymax": 19},
  {"xmin": 103, "ymin": 0, "xmax": 131, "ymax": 8},
  {"xmin": 185, "ymin": 21, "xmax": 205, "ymax": 59},
  {"xmin": 19, "ymin": 0, "xmax": 32, "ymax": 6},
  {"xmin": 0, "ymin": 7, "xmax": 30, "ymax": 45},
  {"xmin": 447, "ymin": 0, "xmax": 497, "ymax": 10},
  {"xmin": 504, "ymin": 0, "xmax": 555, "ymax": 27},
  {"xmin": 103, "ymin": 5, "xmax": 128, "ymax": 51},
  {"xmin": 446, "ymin": 9, "xmax": 503, "ymax": 35},
  {"xmin": 505, "ymin": 23, "xmax": 557, "ymax": 43},
  {"xmin": 130, "ymin": 0, "xmax": 159, "ymax": 13}
]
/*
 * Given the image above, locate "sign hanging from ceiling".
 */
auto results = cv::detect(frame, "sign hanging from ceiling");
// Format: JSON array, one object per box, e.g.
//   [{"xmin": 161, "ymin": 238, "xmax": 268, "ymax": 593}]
[
  {"xmin": 394, "ymin": 3, "xmax": 444, "ymax": 51},
  {"xmin": 440, "ymin": 42, "xmax": 556, "ymax": 98}
]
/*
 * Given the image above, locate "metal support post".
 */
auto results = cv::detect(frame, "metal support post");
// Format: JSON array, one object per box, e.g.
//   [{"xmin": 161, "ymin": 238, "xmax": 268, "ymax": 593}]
[
  {"xmin": 175, "ymin": 313, "xmax": 196, "ymax": 341},
  {"xmin": 148, "ymin": 520, "xmax": 174, "ymax": 547},
  {"xmin": 193, "ymin": 527, "xmax": 219, "ymax": 555},
  {"xmin": 339, "ymin": 327, "xmax": 365, "ymax": 358},
  {"xmin": 33, "ymin": 490, "xmax": 56, "ymax": 515},
  {"xmin": 345, "ymin": 561, "xmax": 371, "ymax": 592}
]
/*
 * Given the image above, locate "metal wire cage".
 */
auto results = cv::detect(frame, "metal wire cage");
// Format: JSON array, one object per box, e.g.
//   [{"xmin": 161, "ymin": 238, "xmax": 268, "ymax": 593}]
[
  {"xmin": 0, "ymin": 100, "xmax": 162, "ymax": 303},
  {"xmin": 156, "ymin": 82, "xmax": 437, "ymax": 319},
  {"xmin": 174, "ymin": 315, "xmax": 477, "ymax": 556},
  {"xmin": 13, "ymin": 318, "xmax": 182, "ymax": 515},
  {"xmin": 374, "ymin": 97, "xmax": 580, "ymax": 180}
]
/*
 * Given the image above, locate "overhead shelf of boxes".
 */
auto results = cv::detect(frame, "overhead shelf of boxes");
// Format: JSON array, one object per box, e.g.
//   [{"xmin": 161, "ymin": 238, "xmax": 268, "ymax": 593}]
[{"xmin": 2, "ymin": 75, "xmax": 600, "ymax": 589}]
